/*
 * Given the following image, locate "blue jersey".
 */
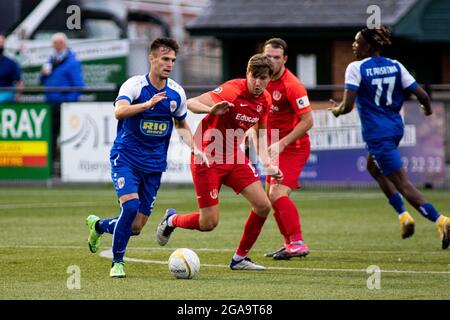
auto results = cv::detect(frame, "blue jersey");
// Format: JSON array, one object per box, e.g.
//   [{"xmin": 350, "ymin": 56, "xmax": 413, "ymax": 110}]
[
  {"xmin": 111, "ymin": 74, "xmax": 187, "ymax": 173},
  {"xmin": 344, "ymin": 56, "xmax": 418, "ymax": 141}
]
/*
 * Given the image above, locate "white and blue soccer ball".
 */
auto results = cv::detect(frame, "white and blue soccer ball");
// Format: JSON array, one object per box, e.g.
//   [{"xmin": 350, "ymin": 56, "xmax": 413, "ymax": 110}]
[{"xmin": 168, "ymin": 248, "xmax": 200, "ymax": 279}]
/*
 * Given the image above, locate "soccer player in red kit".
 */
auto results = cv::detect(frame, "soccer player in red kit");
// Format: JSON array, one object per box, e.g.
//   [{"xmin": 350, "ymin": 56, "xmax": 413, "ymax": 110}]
[
  {"xmin": 156, "ymin": 54, "xmax": 283, "ymax": 270},
  {"xmin": 263, "ymin": 38, "xmax": 314, "ymax": 260}
]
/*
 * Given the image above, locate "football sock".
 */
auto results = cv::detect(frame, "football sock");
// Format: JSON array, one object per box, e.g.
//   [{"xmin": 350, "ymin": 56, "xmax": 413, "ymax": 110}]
[
  {"xmin": 232, "ymin": 253, "xmax": 246, "ymax": 261},
  {"xmin": 388, "ymin": 192, "xmax": 406, "ymax": 215},
  {"xmin": 171, "ymin": 212, "xmax": 201, "ymax": 230},
  {"xmin": 418, "ymin": 203, "xmax": 441, "ymax": 223},
  {"xmin": 273, "ymin": 209, "xmax": 290, "ymax": 245},
  {"xmin": 236, "ymin": 211, "xmax": 267, "ymax": 256},
  {"xmin": 97, "ymin": 217, "xmax": 118, "ymax": 234},
  {"xmin": 112, "ymin": 198, "xmax": 140, "ymax": 263},
  {"xmin": 272, "ymin": 196, "xmax": 303, "ymax": 243}
]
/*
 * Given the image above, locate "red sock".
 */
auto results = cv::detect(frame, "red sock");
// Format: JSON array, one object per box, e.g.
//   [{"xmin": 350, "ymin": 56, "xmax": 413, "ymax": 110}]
[
  {"xmin": 272, "ymin": 196, "xmax": 302, "ymax": 242},
  {"xmin": 273, "ymin": 209, "xmax": 290, "ymax": 245},
  {"xmin": 236, "ymin": 211, "xmax": 267, "ymax": 256},
  {"xmin": 172, "ymin": 213, "xmax": 201, "ymax": 230}
]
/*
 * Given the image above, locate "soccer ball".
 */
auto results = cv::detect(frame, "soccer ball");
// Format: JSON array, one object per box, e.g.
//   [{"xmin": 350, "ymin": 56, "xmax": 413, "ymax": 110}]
[{"xmin": 168, "ymin": 248, "xmax": 200, "ymax": 279}]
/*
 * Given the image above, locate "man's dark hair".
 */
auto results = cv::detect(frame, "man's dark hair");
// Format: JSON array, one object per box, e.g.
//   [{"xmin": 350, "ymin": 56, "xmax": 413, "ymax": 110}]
[
  {"xmin": 247, "ymin": 53, "xmax": 274, "ymax": 78},
  {"xmin": 150, "ymin": 37, "xmax": 180, "ymax": 54},
  {"xmin": 264, "ymin": 38, "xmax": 288, "ymax": 56},
  {"xmin": 360, "ymin": 26, "xmax": 392, "ymax": 48}
]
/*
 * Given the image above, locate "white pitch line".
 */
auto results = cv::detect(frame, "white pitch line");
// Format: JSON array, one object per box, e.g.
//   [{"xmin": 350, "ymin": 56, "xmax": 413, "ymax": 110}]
[
  {"xmin": 98, "ymin": 250, "xmax": 450, "ymax": 275},
  {"xmin": 0, "ymin": 244, "xmax": 448, "ymax": 256},
  {"xmin": 1, "ymin": 244, "xmax": 449, "ymax": 274}
]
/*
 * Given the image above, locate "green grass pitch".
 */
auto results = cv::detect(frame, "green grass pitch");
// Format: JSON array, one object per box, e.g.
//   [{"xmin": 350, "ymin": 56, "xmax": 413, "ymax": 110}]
[{"xmin": 0, "ymin": 185, "xmax": 449, "ymax": 300}]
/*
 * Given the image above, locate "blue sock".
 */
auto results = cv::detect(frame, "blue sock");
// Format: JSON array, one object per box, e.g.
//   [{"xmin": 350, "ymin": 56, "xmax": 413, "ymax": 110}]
[
  {"xmin": 112, "ymin": 198, "xmax": 140, "ymax": 263},
  {"xmin": 96, "ymin": 217, "xmax": 119, "ymax": 234},
  {"xmin": 418, "ymin": 203, "xmax": 441, "ymax": 222},
  {"xmin": 388, "ymin": 193, "xmax": 406, "ymax": 215}
]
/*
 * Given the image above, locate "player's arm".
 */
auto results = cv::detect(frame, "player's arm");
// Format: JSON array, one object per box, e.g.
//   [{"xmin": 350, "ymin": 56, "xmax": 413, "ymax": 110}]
[
  {"xmin": 174, "ymin": 118, "xmax": 210, "ymax": 167},
  {"xmin": 269, "ymin": 111, "xmax": 313, "ymax": 158},
  {"xmin": 255, "ymin": 122, "xmax": 283, "ymax": 182},
  {"xmin": 114, "ymin": 92, "xmax": 167, "ymax": 120},
  {"xmin": 187, "ymin": 92, "xmax": 233, "ymax": 115},
  {"xmin": 329, "ymin": 89, "xmax": 357, "ymax": 117},
  {"xmin": 174, "ymin": 118, "xmax": 194, "ymax": 150},
  {"xmin": 410, "ymin": 86, "xmax": 432, "ymax": 116},
  {"xmin": 397, "ymin": 60, "xmax": 432, "ymax": 116}
]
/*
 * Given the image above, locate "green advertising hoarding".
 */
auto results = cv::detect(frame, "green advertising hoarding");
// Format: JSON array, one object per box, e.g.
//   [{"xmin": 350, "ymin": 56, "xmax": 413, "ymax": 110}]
[
  {"xmin": 0, "ymin": 103, "xmax": 51, "ymax": 179},
  {"xmin": 10, "ymin": 38, "xmax": 129, "ymax": 101}
]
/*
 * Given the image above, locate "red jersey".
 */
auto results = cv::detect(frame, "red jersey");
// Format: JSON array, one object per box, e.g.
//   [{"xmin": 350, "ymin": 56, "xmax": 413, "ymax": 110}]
[
  {"xmin": 194, "ymin": 78, "xmax": 272, "ymax": 163},
  {"xmin": 266, "ymin": 68, "xmax": 311, "ymax": 150}
]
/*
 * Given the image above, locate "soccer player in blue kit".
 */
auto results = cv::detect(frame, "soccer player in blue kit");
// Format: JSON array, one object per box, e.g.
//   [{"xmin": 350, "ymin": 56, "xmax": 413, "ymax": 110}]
[
  {"xmin": 329, "ymin": 26, "xmax": 450, "ymax": 249},
  {"xmin": 85, "ymin": 38, "xmax": 193, "ymax": 277}
]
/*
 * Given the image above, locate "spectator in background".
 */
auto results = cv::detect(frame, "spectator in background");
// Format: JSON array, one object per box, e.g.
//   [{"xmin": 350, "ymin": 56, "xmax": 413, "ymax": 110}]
[
  {"xmin": 0, "ymin": 34, "xmax": 24, "ymax": 103},
  {"xmin": 40, "ymin": 32, "xmax": 84, "ymax": 173}
]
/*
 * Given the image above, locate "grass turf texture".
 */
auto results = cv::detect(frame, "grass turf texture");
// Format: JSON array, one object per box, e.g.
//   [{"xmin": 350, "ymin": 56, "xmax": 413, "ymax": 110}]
[{"xmin": 0, "ymin": 186, "xmax": 449, "ymax": 300}]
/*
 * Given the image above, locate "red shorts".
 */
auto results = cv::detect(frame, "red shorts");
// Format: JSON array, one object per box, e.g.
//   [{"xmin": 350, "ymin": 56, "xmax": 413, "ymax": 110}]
[
  {"xmin": 268, "ymin": 139, "xmax": 311, "ymax": 190},
  {"xmin": 191, "ymin": 154, "xmax": 260, "ymax": 208}
]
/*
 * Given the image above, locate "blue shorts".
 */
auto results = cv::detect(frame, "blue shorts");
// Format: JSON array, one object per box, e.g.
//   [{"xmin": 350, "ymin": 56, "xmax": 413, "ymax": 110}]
[
  {"xmin": 110, "ymin": 153, "xmax": 162, "ymax": 216},
  {"xmin": 365, "ymin": 135, "xmax": 403, "ymax": 176}
]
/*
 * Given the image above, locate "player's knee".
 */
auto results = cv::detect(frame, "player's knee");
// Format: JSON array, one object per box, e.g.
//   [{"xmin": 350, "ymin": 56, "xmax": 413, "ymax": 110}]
[
  {"xmin": 268, "ymin": 190, "xmax": 282, "ymax": 203},
  {"xmin": 199, "ymin": 219, "xmax": 218, "ymax": 231},
  {"xmin": 131, "ymin": 225, "xmax": 142, "ymax": 236},
  {"xmin": 254, "ymin": 201, "xmax": 271, "ymax": 217}
]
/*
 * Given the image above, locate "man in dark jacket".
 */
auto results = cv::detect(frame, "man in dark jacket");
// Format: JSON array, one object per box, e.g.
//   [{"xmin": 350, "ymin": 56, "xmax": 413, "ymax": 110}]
[{"xmin": 0, "ymin": 34, "xmax": 23, "ymax": 102}]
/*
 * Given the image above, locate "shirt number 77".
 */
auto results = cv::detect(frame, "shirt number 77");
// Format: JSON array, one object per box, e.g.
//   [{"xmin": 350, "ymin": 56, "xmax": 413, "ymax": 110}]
[{"xmin": 371, "ymin": 76, "xmax": 396, "ymax": 106}]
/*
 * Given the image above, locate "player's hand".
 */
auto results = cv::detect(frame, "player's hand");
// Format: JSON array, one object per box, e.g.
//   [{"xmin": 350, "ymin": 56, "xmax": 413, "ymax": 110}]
[
  {"xmin": 328, "ymin": 99, "xmax": 342, "ymax": 118},
  {"xmin": 268, "ymin": 141, "xmax": 285, "ymax": 162},
  {"xmin": 420, "ymin": 104, "xmax": 433, "ymax": 116},
  {"xmin": 192, "ymin": 146, "xmax": 210, "ymax": 168},
  {"xmin": 144, "ymin": 91, "xmax": 167, "ymax": 110},
  {"xmin": 210, "ymin": 101, "xmax": 233, "ymax": 115},
  {"xmin": 266, "ymin": 165, "xmax": 284, "ymax": 184}
]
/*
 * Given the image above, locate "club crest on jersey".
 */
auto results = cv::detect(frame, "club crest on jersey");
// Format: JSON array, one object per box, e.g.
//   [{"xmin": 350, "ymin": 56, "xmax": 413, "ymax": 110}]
[
  {"xmin": 213, "ymin": 87, "xmax": 223, "ymax": 94},
  {"xmin": 256, "ymin": 104, "xmax": 262, "ymax": 112},
  {"xmin": 209, "ymin": 188, "xmax": 218, "ymax": 200},
  {"xmin": 170, "ymin": 101, "xmax": 177, "ymax": 113},
  {"xmin": 140, "ymin": 120, "xmax": 170, "ymax": 136},
  {"xmin": 296, "ymin": 96, "xmax": 310, "ymax": 109},
  {"xmin": 272, "ymin": 90, "xmax": 282, "ymax": 101},
  {"xmin": 117, "ymin": 177, "xmax": 125, "ymax": 189}
]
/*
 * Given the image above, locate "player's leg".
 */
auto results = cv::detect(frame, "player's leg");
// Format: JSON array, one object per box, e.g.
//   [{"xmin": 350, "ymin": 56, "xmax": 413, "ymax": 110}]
[
  {"xmin": 229, "ymin": 180, "xmax": 270, "ymax": 270},
  {"xmin": 264, "ymin": 176, "xmax": 289, "ymax": 256},
  {"xmin": 267, "ymin": 147, "xmax": 309, "ymax": 259},
  {"xmin": 387, "ymin": 168, "xmax": 450, "ymax": 248},
  {"xmin": 366, "ymin": 154, "xmax": 414, "ymax": 239},
  {"xmin": 268, "ymin": 183, "xmax": 309, "ymax": 260},
  {"xmin": 226, "ymin": 161, "xmax": 270, "ymax": 270},
  {"xmin": 156, "ymin": 162, "xmax": 223, "ymax": 246},
  {"xmin": 131, "ymin": 172, "xmax": 162, "ymax": 236},
  {"xmin": 86, "ymin": 158, "xmax": 132, "ymax": 253},
  {"xmin": 108, "ymin": 165, "xmax": 143, "ymax": 277},
  {"xmin": 370, "ymin": 138, "xmax": 449, "ymax": 248},
  {"xmin": 110, "ymin": 193, "xmax": 140, "ymax": 277}
]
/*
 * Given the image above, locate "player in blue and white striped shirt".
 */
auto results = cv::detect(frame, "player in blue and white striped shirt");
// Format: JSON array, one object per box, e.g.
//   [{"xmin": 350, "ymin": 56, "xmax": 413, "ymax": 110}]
[{"xmin": 329, "ymin": 26, "xmax": 449, "ymax": 249}]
